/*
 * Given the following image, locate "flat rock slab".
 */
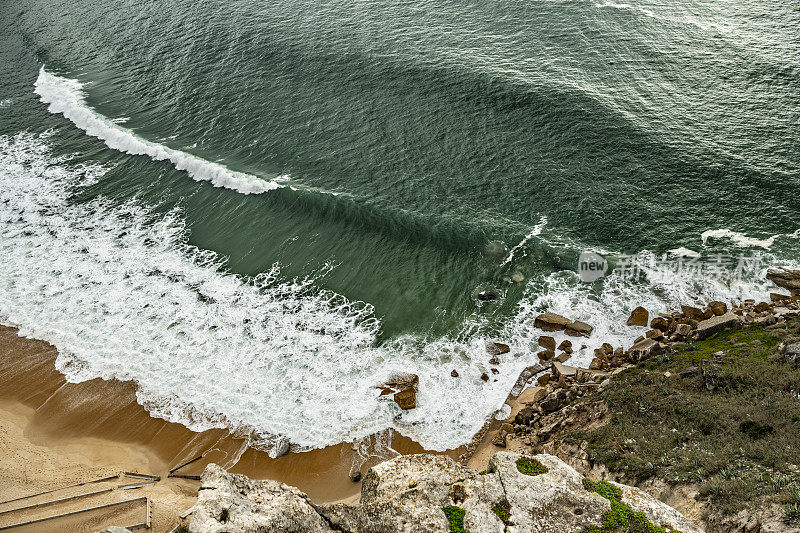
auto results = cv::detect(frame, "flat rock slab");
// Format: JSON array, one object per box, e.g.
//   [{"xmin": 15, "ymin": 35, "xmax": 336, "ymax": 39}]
[{"xmin": 696, "ymin": 312, "xmax": 742, "ymax": 340}]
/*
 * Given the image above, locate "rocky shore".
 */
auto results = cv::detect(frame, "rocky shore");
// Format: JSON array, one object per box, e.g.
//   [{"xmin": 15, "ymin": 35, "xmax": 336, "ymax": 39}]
[{"xmin": 97, "ymin": 268, "xmax": 800, "ymax": 531}]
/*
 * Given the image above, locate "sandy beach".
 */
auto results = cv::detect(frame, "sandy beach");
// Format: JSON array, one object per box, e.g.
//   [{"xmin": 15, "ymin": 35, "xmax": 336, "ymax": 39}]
[{"xmin": 0, "ymin": 325, "xmax": 463, "ymax": 531}]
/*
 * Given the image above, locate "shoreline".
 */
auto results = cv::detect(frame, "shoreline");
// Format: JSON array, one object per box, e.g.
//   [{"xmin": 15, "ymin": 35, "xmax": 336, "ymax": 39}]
[{"xmin": 0, "ymin": 325, "xmax": 461, "ymax": 508}]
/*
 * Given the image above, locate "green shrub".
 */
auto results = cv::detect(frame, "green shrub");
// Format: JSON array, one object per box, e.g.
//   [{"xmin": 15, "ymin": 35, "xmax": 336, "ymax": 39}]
[
  {"xmin": 218, "ymin": 508, "xmax": 229, "ymax": 523},
  {"xmin": 442, "ymin": 505, "xmax": 467, "ymax": 533},
  {"xmin": 739, "ymin": 420, "xmax": 774, "ymax": 440},
  {"xmin": 491, "ymin": 499, "xmax": 511, "ymax": 525},
  {"xmin": 583, "ymin": 478, "xmax": 677, "ymax": 532},
  {"xmin": 516, "ymin": 457, "xmax": 549, "ymax": 476}
]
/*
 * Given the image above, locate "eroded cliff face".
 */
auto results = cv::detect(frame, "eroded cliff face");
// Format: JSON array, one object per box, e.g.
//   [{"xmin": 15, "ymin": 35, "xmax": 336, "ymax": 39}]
[{"xmin": 189, "ymin": 452, "xmax": 703, "ymax": 533}]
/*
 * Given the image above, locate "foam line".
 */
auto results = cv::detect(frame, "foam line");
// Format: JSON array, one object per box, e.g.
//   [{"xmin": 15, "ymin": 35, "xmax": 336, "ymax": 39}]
[{"xmin": 34, "ymin": 67, "xmax": 285, "ymax": 194}]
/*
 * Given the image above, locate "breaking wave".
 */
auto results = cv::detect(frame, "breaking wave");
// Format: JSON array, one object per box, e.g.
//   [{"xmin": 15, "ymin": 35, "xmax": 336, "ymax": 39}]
[{"xmin": 34, "ymin": 68, "xmax": 287, "ymax": 194}]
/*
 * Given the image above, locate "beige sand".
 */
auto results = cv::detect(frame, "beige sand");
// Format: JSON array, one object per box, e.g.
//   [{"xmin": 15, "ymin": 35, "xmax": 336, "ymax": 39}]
[{"xmin": 0, "ymin": 325, "xmax": 465, "ymax": 531}]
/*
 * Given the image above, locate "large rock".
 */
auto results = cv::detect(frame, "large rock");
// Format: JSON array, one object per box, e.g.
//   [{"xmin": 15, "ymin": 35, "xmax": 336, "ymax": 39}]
[
  {"xmin": 627, "ymin": 306, "xmax": 649, "ymax": 326},
  {"xmin": 189, "ymin": 456, "xmax": 703, "ymax": 533},
  {"xmin": 565, "ymin": 321, "xmax": 593, "ymax": 337},
  {"xmin": 534, "ymin": 312, "xmax": 572, "ymax": 332},
  {"xmin": 628, "ymin": 338, "xmax": 664, "ymax": 361},
  {"xmin": 695, "ymin": 313, "xmax": 742, "ymax": 340},
  {"xmin": 538, "ymin": 335, "xmax": 556, "ymax": 351},
  {"xmin": 189, "ymin": 464, "xmax": 335, "ymax": 532},
  {"xmin": 766, "ymin": 268, "xmax": 800, "ymax": 291},
  {"xmin": 378, "ymin": 373, "xmax": 419, "ymax": 410},
  {"xmin": 317, "ymin": 452, "xmax": 702, "ymax": 533}
]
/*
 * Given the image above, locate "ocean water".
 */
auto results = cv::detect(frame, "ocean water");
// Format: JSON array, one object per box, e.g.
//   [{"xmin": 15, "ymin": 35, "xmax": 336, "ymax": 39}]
[{"xmin": 0, "ymin": 0, "xmax": 798, "ymax": 455}]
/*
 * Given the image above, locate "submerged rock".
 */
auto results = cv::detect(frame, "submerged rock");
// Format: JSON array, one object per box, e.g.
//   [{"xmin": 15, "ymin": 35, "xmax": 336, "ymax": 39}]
[{"xmin": 487, "ymin": 341, "xmax": 511, "ymax": 355}]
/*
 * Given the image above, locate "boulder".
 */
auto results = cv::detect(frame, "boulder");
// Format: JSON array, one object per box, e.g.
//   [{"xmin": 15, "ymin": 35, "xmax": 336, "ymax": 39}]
[
  {"xmin": 650, "ymin": 316, "xmax": 669, "ymax": 331},
  {"xmin": 394, "ymin": 389, "xmax": 416, "ymax": 410},
  {"xmin": 766, "ymin": 268, "xmax": 800, "ymax": 291},
  {"xmin": 565, "ymin": 321, "xmax": 593, "ymax": 337},
  {"xmin": 627, "ymin": 306, "xmax": 649, "ymax": 326},
  {"xmin": 628, "ymin": 338, "xmax": 664, "ymax": 361},
  {"xmin": 645, "ymin": 329, "xmax": 663, "ymax": 340},
  {"xmin": 451, "ymin": 369, "xmax": 459, "ymax": 377},
  {"xmin": 680, "ymin": 305, "xmax": 703, "ymax": 319},
  {"xmin": 783, "ymin": 342, "xmax": 800, "ymax": 367},
  {"xmin": 675, "ymin": 323, "xmax": 692, "ymax": 336},
  {"xmin": 537, "ymin": 349, "xmax": 555, "ymax": 361},
  {"xmin": 487, "ymin": 342, "xmax": 511, "ymax": 355},
  {"xmin": 555, "ymin": 352, "xmax": 571, "ymax": 363},
  {"xmin": 709, "ymin": 301, "xmax": 727, "ymax": 316},
  {"xmin": 771, "ymin": 292, "xmax": 792, "ymax": 302},
  {"xmin": 378, "ymin": 373, "xmax": 419, "ymax": 410},
  {"xmin": 552, "ymin": 361, "xmax": 578, "ymax": 380},
  {"xmin": 558, "ymin": 340, "xmax": 573, "ymax": 353},
  {"xmin": 534, "ymin": 312, "xmax": 572, "ymax": 332},
  {"xmin": 189, "ymin": 464, "xmax": 335, "ymax": 533},
  {"xmin": 538, "ymin": 335, "xmax": 556, "ymax": 351},
  {"xmin": 695, "ymin": 313, "xmax": 743, "ymax": 340}
]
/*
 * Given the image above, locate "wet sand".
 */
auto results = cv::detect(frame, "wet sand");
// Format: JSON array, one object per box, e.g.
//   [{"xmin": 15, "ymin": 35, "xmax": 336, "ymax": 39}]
[{"xmin": 0, "ymin": 325, "xmax": 466, "ymax": 531}]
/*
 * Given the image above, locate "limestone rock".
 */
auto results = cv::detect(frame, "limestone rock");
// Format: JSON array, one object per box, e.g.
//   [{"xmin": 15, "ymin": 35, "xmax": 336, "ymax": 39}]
[
  {"xmin": 627, "ymin": 306, "xmax": 649, "ymax": 326},
  {"xmin": 534, "ymin": 312, "xmax": 572, "ymax": 332},
  {"xmin": 189, "ymin": 464, "xmax": 334, "ymax": 533},
  {"xmin": 195, "ymin": 453, "xmax": 702, "ymax": 533},
  {"xmin": 695, "ymin": 312, "xmax": 742, "ymax": 340},
  {"xmin": 628, "ymin": 338, "xmax": 663, "ymax": 361}
]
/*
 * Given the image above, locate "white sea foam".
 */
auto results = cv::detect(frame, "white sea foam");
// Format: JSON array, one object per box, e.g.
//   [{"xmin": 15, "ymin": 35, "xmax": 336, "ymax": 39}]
[
  {"xmin": 501, "ymin": 216, "xmax": 547, "ymax": 267},
  {"xmin": 701, "ymin": 228, "xmax": 777, "ymax": 249},
  {"xmin": 0, "ymin": 131, "xmax": 569, "ymax": 453},
  {"xmin": 33, "ymin": 68, "xmax": 285, "ymax": 195},
  {"xmin": 667, "ymin": 247, "xmax": 701, "ymax": 257},
  {"xmin": 1, "ymin": 131, "xmax": 796, "ymax": 455}
]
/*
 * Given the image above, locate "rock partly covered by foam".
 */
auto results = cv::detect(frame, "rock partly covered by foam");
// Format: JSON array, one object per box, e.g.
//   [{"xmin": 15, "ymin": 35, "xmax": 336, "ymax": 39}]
[
  {"xmin": 766, "ymin": 268, "xmax": 800, "ymax": 291},
  {"xmin": 189, "ymin": 454, "xmax": 702, "ymax": 533},
  {"xmin": 189, "ymin": 464, "xmax": 335, "ymax": 532}
]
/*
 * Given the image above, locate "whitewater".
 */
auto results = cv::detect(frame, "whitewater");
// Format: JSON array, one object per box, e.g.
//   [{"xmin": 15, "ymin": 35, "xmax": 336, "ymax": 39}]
[{"xmin": 1, "ymin": 122, "xmax": 791, "ymax": 456}]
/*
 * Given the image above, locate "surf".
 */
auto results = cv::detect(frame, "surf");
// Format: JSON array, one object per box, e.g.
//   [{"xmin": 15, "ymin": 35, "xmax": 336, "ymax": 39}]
[{"xmin": 34, "ymin": 67, "xmax": 287, "ymax": 195}]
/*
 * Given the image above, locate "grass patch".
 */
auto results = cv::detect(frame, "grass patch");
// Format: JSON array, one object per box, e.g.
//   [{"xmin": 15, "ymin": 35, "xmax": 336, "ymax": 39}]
[
  {"xmin": 442, "ymin": 505, "xmax": 467, "ymax": 533},
  {"xmin": 739, "ymin": 420, "xmax": 773, "ymax": 440},
  {"xmin": 583, "ymin": 478, "xmax": 677, "ymax": 532},
  {"xmin": 408, "ymin": 482, "xmax": 418, "ymax": 488},
  {"xmin": 572, "ymin": 319, "xmax": 800, "ymax": 516},
  {"xmin": 516, "ymin": 457, "xmax": 549, "ymax": 476},
  {"xmin": 491, "ymin": 499, "xmax": 511, "ymax": 525}
]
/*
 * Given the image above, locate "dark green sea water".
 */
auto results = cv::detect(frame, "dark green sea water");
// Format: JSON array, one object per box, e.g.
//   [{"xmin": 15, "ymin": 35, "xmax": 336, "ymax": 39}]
[{"xmin": 0, "ymin": 0, "xmax": 798, "ymax": 452}]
